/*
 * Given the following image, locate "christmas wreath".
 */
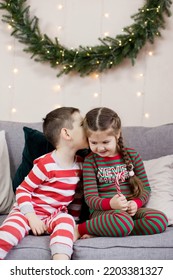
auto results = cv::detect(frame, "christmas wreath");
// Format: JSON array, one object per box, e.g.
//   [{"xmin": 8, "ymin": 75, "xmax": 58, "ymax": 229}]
[{"xmin": 0, "ymin": 0, "xmax": 172, "ymax": 77}]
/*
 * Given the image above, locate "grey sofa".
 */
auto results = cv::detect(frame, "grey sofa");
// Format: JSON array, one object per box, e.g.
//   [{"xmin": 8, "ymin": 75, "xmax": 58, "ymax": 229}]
[{"xmin": 0, "ymin": 120, "xmax": 173, "ymax": 260}]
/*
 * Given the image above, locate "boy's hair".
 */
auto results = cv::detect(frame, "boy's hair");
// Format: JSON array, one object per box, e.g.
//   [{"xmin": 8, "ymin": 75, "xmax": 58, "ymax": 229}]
[
  {"xmin": 43, "ymin": 107, "xmax": 79, "ymax": 147},
  {"xmin": 83, "ymin": 107, "xmax": 144, "ymax": 199}
]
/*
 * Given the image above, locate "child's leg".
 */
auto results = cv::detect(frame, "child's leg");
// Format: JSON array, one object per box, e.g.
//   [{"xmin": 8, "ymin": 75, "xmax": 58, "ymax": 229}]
[
  {"xmin": 78, "ymin": 210, "xmax": 134, "ymax": 237},
  {"xmin": 0, "ymin": 210, "xmax": 30, "ymax": 259},
  {"xmin": 46, "ymin": 212, "xmax": 75, "ymax": 260},
  {"xmin": 131, "ymin": 207, "xmax": 168, "ymax": 235}
]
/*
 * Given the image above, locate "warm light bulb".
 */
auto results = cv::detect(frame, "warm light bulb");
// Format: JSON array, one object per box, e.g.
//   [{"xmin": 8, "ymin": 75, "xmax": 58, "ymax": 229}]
[
  {"xmin": 144, "ymin": 113, "xmax": 150, "ymax": 119},
  {"xmin": 93, "ymin": 92, "xmax": 99, "ymax": 98},
  {"xmin": 52, "ymin": 85, "xmax": 61, "ymax": 92},
  {"xmin": 54, "ymin": 104, "xmax": 62, "ymax": 109},
  {"xmin": 7, "ymin": 45, "xmax": 12, "ymax": 51},
  {"xmin": 13, "ymin": 68, "xmax": 18, "ymax": 74},
  {"xmin": 148, "ymin": 51, "xmax": 153, "ymax": 56},
  {"xmin": 8, "ymin": 85, "xmax": 12, "ymax": 89},
  {"xmin": 57, "ymin": 4, "xmax": 63, "ymax": 10},
  {"xmin": 104, "ymin": 13, "xmax": 109, "ymax": 18},
  {"xmin": 94, "ymin": 73, "xmax": 99, "ymax": 79},
  {"xmin": 11, "ymin": 108, "xmax": 17, "ymax": 113},
  {"xmin": 104, "ymin": 32, "xmax": 109, "ymax": 36},
  {"xmin": 136, "ymin": 91, "xmax": 143, "ymax": 97}
]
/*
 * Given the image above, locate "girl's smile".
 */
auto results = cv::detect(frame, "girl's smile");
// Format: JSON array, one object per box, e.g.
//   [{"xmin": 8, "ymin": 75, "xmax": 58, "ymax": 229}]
[{"xmin": 88, "ymin": 129, "xmax": 120, "ymax": 157}]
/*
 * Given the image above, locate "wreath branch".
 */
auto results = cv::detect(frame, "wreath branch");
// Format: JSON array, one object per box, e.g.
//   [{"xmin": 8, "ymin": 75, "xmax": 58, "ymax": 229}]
[{"xmin": 0, "ymin": 0, "xmax": 172, "ymax": 77}]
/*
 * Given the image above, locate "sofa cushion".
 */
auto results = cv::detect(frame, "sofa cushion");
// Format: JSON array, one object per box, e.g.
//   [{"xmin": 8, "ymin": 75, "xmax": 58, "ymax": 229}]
[
  {"xmin": 0, "ymin": 131, "xmax": 15, "ymax": 214},
  {"xmin": 72, "ymin": 227, "xmax": 173, "ymax": 259},
  {"xmin": 144, "ymin": 155, "xmax": 173, "ymax": 225},
  {"xmin": 12, "ymin": 127, "xmax": 54, "ymax": 192},
  {"xmin": 0, "ymin": 121, "xmax": 43, "ymax": 179},
  {"xmin": 122, "ymin": 124, "xmax": 173, "ymax": 160}
]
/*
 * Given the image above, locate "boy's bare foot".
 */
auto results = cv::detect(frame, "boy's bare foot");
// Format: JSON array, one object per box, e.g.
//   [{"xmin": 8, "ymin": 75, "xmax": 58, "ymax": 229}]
[{"xmin": 53, "ymin": 253, "xmax": 70, "ymax": 260}]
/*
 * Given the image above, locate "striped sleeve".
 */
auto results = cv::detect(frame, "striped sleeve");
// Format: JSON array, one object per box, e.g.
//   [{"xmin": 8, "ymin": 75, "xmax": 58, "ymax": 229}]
[{"xmin": 16, "ymin": 156, "xmax": 48, "ymax": 214}]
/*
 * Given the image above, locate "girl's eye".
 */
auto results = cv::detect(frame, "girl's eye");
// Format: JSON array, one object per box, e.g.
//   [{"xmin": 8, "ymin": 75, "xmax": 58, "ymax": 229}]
[
  {"xmin": 103, "ymin": 141, "xmax": 109, "ymax": 144},
  {"xmin": 90, "ymin": 141, "xmax": 97, "ymax": 145}
]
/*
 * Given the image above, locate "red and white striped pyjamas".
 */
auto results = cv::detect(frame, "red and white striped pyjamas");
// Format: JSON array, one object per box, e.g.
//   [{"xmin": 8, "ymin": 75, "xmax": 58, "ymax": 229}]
[{"xmin": 0, "ymin": 151, "xmax": 83, "ymax": 259}]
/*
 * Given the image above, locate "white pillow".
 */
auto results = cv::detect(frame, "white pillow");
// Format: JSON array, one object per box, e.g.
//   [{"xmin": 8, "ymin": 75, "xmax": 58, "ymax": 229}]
[
  {"xmin": 144, "ymin": 155, "xmax": 173, "ymax": 226},
  {"xmin": 0, "ymin": 130, "xmax": 15, "ymax": 214}
]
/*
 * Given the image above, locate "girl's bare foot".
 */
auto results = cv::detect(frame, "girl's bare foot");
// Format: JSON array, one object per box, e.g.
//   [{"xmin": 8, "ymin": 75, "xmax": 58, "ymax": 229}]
[{"xmin": 81, "ymin": 234, "xmax": 96, "ymax": 239}]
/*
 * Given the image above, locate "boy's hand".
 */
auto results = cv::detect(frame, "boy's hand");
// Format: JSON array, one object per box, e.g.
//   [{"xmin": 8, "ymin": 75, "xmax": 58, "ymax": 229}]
[
  {"xmin": 127, "ymin": 201, "xmax": 138, "ymax": 216},
  {"xmin": 25, "ymin": 212, "xmax": 47, "ymax": 235},
  {"xmin": 110, "ymin": 194, "xmax": 128, "ymax": 211}
]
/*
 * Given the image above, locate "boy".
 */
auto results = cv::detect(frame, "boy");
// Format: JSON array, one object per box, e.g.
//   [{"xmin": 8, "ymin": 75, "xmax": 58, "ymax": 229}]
[{"xmin": 0, "ymin": 107, "xmax": 88, "ymax": 260}]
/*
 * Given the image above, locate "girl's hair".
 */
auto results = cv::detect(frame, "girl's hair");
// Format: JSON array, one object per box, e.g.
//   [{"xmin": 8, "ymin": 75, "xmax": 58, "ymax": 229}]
[
  {"xmin": 43, "ymin": 107, "xmax": 79, "ymax": 147},
  {"xmin": 83, "ymin": 107, "xmax": 144, "ymax": 199}
]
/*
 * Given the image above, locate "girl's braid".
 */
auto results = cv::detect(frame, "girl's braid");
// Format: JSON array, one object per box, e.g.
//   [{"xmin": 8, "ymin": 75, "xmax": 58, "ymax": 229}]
[
  {"xmin": 118, "ymin": 134, "xmax": 144, "ymax": 199},
  {"xmin": 118, "ymin": 135, "xmax": 133, "ymax": 171}
]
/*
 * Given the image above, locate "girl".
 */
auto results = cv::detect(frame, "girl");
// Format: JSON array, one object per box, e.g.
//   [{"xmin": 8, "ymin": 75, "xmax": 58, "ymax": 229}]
[{"xmin": 76, "ymin": 107, "xmax": 168, "ymax": 238}]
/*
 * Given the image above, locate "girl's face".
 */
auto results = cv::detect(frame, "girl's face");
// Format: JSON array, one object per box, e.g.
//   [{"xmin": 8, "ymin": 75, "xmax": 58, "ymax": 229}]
[{"xmin": 88, "ymin": 129, "xmax": 120, "ymax": 157}]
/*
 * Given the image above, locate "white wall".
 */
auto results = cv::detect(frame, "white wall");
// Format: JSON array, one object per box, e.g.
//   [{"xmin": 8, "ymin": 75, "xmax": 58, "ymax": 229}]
[{"xmin": 0, "ymin": 0, "xmax": 173, "ymax": 126}]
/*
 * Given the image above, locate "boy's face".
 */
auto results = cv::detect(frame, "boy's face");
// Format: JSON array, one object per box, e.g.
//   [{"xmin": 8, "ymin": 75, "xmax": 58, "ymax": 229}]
[{"xmin": 70, "ymin": 112, "xmax": 88, "ymax": 150}]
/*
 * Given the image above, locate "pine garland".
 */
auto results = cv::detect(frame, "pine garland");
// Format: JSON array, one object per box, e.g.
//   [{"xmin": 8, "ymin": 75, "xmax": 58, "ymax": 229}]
[{"xmin": 0, "ymin": 0, "xmax": 172, "ymax": 77}]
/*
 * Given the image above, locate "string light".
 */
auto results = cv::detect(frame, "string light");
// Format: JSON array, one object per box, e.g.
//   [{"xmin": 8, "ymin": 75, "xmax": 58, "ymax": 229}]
[
  {"xmin": 104, "ymin": 32, "xmax": 109, "ymax": 36},
  {"xmin": 144, "ymin": 113, "xmax": 150, "ymax": 119},
  {"xmin": 91, "ymin": 73, "xmax": 100, "ymax": 79},
  {"xmin": 11, "ymin": 108, "xmax": 17, "ymax": 113},
  {"xmin": 54, "ymin": 104, "xmax": 62, "ymax": 109},
  {"xmin": 136, "ymin": 91, "xmax": 143, "ymax": 97},
  {"xmin": 7, "ymin": 45, "xmax": 12, "ymax": 51},
  {"xmin": 148, "ymin": 51, "xmax": 153, "ymax": 56},
  {"xmin": 57, "ymin": 4, "xmax": 63, "ymax": 10},
  {"xmin": 7, "ymin": 24, "xmax": 12, "ymax": 30},
  {"xmin": 104, "ymin": 13, "xmax": 109, "ymax": 18},
  {"xmin": 52, "ymin": 84, "xmax": 61, "ymax": 92},
  {"xmin": 93, "ymin": 92, "xmax": 99, "ymax": 98},
  {"xmin": 13, "ymin": 68, "xmax": 18, "ymax": 74}
]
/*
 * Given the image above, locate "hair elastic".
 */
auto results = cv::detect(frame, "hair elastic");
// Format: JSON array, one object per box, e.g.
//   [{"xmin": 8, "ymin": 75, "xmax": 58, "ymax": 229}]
[
  {"xmin": 129, "ymin": 170, "xmax": 135, "ymax": 177},
  {"xmin": 128, "ymin": 163, "xmax": 134, "ymax": 177}
]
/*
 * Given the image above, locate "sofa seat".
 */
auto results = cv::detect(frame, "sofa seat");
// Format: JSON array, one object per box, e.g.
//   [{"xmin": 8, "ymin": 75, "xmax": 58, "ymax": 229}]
[
  {"xmin": 1, "ymin": 215, "xmax": 172, "ymax": 260},
  {"xmin": 73, "ymin": 228, "xmax": 173, "ymax": 260}
]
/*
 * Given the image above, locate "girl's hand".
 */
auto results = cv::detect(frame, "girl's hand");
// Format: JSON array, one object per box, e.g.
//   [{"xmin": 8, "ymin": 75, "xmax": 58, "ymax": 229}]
[
  {"xmin": 110, "ymin": 194, "xmax": 128, "ymax": 211},
  {"xmin": 127, "ymin": 201, "xmax": 138, "ymax": 216},
  {"xmin": 25, "ymin": 212, "xmax": 47, "ymax": 235}
]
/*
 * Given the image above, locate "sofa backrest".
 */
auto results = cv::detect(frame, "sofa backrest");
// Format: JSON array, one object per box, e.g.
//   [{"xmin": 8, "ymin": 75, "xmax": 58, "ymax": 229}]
[
  {"xmin": 0, "ymin": 121, "xmax": 173, "ymax": 179},
  {"xmin": 122, "ymin": 123, "xmax": 173, "ymax": 161},
  {"xmin": 0, "ymin": 121, "xmax": 42, "ymax": 178}
]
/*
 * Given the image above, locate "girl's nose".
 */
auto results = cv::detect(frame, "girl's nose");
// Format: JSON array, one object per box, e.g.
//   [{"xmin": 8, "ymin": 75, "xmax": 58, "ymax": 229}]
[{"xmin": 97, "ymin": 146, "xmax": 106, "ymax": 152}]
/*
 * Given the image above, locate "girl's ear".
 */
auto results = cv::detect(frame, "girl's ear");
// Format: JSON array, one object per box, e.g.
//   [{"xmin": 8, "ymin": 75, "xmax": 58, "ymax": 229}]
[{"xmin": 61, "ymin": 128, "xmax": 71, "ymax": 140}]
